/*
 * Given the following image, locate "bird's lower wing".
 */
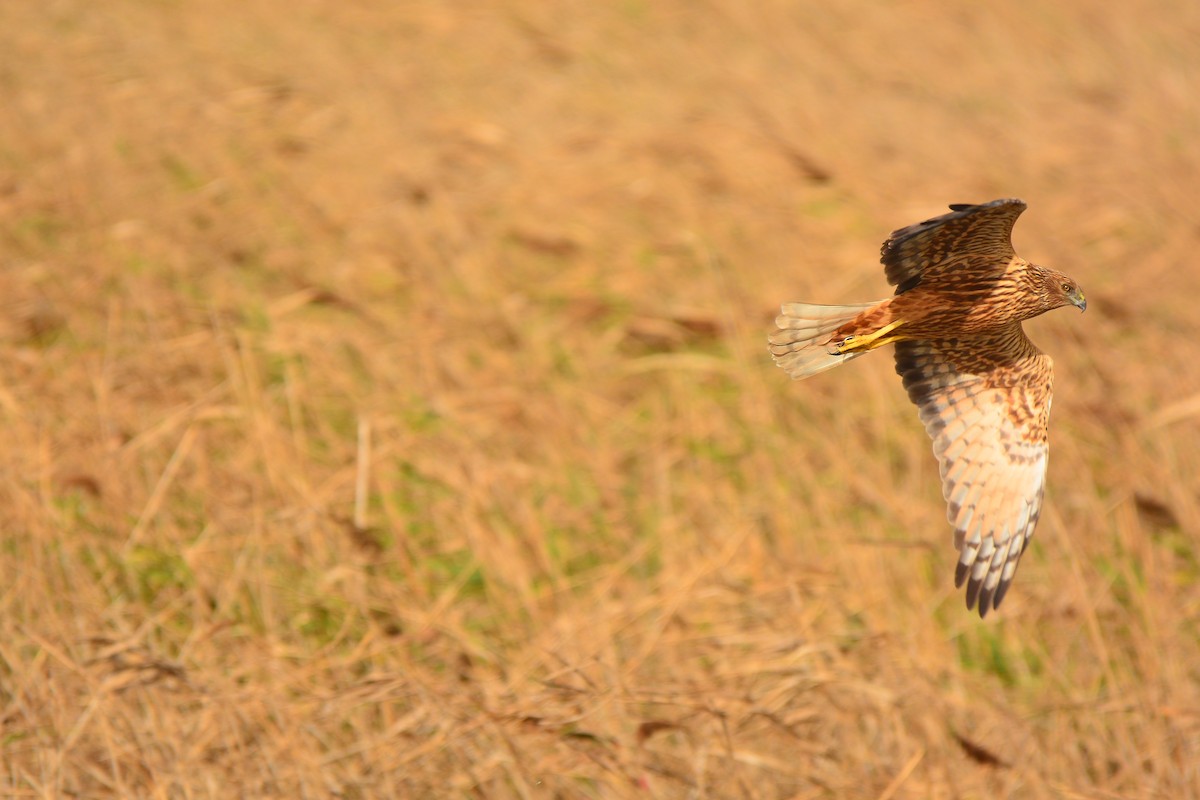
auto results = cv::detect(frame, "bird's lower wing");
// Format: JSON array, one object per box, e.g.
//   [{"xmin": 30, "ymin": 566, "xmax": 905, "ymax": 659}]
[{"xmin": 894, "ymin": 336, "xmax": 1053, "ymax": 616}]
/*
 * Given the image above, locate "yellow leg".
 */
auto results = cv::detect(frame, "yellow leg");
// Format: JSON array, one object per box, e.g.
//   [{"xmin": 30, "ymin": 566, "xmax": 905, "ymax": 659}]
[{"xmin": 830, "ymin": 320, "xmax": 906, "ymax": 354}]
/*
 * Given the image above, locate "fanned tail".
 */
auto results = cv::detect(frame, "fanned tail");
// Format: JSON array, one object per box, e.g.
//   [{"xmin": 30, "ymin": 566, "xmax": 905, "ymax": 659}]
[{"xmin": 768, "ymin": 300, "xmax": 887, "ymax": 379}]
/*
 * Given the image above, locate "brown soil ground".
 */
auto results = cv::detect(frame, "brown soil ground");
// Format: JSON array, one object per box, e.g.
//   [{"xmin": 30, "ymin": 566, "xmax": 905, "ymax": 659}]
[{"xmin": 2, "ymin": 1, "xmax": 1200, "ymax": 797}]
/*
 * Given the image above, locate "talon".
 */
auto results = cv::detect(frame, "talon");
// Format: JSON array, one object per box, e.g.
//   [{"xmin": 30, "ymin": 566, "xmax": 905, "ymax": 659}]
[
  {"xmin": 831, "ymin": 320, "xmax": 906, "ymax": 354},
  {"xmin": 827, "ymin": 335, "xmax": 855, "ymax": 355}
]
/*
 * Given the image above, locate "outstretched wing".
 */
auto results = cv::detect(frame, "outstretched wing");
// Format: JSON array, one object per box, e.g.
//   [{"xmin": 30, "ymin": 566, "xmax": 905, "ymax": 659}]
[
  {"xmin": 894, "ymin": 333, "xmax": 1052, "ymax": 617},
  {"xmin": 882, "ymin": 199, "xmax": 1026, "ymax": 294}
]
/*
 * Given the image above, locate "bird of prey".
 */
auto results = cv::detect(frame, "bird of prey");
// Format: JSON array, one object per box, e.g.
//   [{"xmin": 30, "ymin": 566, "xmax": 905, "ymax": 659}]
[{"xmin": 769, "ymin": 199, "xmax": 1086, "ymax": 617}]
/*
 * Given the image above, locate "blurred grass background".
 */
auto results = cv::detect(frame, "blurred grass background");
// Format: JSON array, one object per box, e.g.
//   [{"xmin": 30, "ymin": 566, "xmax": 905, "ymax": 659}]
[{"xmin": 2, "ymin": 1, "xmax": 1199, "ymax": 797}]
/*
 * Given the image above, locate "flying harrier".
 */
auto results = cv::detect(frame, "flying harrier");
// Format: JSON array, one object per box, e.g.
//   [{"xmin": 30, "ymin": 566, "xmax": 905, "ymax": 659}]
[{"xmin": 769, "ymin": 199, "xmax": 1086, "ymax": 617}]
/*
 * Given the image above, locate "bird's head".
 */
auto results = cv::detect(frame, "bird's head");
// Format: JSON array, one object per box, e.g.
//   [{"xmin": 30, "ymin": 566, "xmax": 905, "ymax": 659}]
[{"xmin": 1037, "ymin": 267, "xmax": 1087, "ymax": 313}]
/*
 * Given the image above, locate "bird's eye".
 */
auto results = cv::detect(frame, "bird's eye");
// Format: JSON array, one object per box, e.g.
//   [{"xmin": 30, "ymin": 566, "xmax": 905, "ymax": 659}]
[{"xmin": 1061, "ymin": 283, "xmax": 1073, "ymax": 293}]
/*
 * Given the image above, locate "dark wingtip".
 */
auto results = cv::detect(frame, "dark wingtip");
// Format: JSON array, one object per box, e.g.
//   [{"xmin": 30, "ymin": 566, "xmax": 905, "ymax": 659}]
[
  {"xmin": 966, "ymin": 574, "xmax": 1011, "ymax": 618},
  {"xmin": 977, "ymin": 582, "xmax": 997, "ymax": 616},
  {"xmin": 965, "ymin": 575, "xmax": 983, "ymax": 612},
  {"xmin": 993, "ymin": 579, "xmax": 1012, "ymax": 609},
  {"xmin": 950, "ymin": 198, "xmax": 1026, "ymax": 211},
  {"xmin": 954, "ymin": 561, "xmax": 970, "ymax": 589}
]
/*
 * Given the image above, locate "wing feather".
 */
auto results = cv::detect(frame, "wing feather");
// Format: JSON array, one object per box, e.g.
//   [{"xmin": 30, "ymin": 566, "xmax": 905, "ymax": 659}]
[
  {"xmin": 895, "ymin": 334, "xmax": 1052, "ymax": 617},
  {"xmin": 882, "ymin": 199, "xmax": 1026, "ymax": 293}
]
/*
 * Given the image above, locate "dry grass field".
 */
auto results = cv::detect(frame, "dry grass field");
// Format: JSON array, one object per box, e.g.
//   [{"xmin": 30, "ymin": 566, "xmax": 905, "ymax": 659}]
[{"xmin": 2, "ymin": 1, "xmax": 1200, "ymax": 797}]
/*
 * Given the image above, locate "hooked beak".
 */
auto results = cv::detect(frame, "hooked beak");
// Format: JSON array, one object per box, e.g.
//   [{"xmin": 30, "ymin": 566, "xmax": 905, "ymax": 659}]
[{"xmin": 1068, "ymin": 287, "xmax": 1087, "ymax": 313}]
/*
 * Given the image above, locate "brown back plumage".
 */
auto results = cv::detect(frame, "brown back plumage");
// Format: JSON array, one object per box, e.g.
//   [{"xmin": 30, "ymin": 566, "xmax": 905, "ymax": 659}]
[{"xmin": 882, "ymin": 199, "xmax": 1026, "ymax": 294}]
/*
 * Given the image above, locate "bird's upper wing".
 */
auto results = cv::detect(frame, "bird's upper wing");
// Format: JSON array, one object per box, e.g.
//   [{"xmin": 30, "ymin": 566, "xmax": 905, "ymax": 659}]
[
  {"xmin": 894, "ymin": 332, "xmax": 1052, "ymax": 617},
  {"xmin": 882, "ymin": 199, "xmax": 1027, "ymax": 294}
]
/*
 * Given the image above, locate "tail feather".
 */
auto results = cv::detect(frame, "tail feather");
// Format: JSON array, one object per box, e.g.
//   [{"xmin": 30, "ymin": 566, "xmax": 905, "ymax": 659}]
[{"xmin": 768, "ymin": 300, "xmax": 886, "ymax": 379}]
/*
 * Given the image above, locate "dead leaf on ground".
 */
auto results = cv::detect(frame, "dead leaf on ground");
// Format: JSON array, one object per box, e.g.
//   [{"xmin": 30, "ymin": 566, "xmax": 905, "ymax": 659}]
[
  {"xmin": 637, "ymin": 720, "xmax": 685, "ymax": 745},
  {"xmin": 1134, "ymin": 491, "xmax": 1180, "ymax": 531},
  {"xmin": 953, "ymin": 731, "xmax": 1009, "ymax": 768}
]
